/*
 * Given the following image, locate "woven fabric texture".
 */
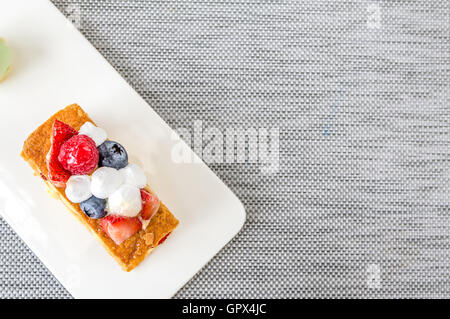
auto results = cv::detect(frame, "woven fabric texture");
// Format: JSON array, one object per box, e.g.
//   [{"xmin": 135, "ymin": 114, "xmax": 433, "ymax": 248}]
[{"xmin": 1, "ymin": 0, "xmax": 450, "ymax": 298}]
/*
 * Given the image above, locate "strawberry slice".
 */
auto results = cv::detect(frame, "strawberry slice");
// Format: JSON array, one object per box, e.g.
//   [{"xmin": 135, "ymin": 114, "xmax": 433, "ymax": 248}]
[
  {"xmin": 100, "ymin": 215, "xmax": 142, "ymax": 245},
  {"xmin": 158, "ymin": 232, "xmax": 171, "ymax": 245},
  {"xmin": 140, "ymin": 189, "xmax": 161, "ymax": 220},
  {"xmin": 46, "ymin": 120, "xmax": 78, "ymax": 187}
]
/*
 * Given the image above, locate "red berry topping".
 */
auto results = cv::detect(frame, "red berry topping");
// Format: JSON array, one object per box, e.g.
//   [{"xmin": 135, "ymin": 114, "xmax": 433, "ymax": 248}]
[
  {"xmin": 140, "ymin": 189, "xmax": 160, "ymax": 220},
  {"xmin": 100, "ymin": 215, "xmax": 142, "ymax": 245},
  {"xmin": 158, "ymin": 232, "xmax": 171, "ymax": 245},
  {"xmin": 58, "ymin": 135, "xmax": 99, "ymax": 175},
  {"xmin": 47, "ymin": 120, "xmax": 78, "ymax": 187}
]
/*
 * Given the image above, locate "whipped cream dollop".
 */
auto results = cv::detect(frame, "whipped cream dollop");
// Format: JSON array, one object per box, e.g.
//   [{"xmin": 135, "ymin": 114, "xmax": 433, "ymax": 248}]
[
  {"xmin": 107, "ymin": 184, "xmax": 142, "ymax": 217},
  {"xmin": 79, "ymin": 122, "xmax": 107, "ymax": 146},
  {"xmin": 120, "ymin": 163, "xmax": 147, "ymax": 188},
  {"xmin": 65, "ymin": 175, "xmax": 92, "ymax": 203},
  {"xmin": 91, "ymin": 167, "xmax": 124, "ymax": 199}
]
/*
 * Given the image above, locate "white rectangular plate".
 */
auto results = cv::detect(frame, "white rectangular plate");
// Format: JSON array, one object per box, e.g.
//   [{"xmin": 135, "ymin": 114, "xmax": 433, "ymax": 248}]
[{"xmin": 0, "ymin": 0, "xmax": 245, "ymax": 298}]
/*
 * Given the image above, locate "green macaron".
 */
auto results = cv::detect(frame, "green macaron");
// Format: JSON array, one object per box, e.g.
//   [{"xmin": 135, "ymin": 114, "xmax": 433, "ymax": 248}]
[{"xmin": 0, "ymin": 38, "xmax": 13, "ymax": 82}]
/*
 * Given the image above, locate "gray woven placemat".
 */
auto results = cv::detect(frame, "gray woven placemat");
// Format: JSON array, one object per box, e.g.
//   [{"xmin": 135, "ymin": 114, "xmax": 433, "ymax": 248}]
[{"xmin": 1, "ymin": 0, "xmax": 450, "ymax": 298}]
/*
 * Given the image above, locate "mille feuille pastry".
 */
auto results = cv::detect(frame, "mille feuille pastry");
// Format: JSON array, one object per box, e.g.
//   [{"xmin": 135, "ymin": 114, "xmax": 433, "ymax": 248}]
[
  {"xmin": 21, "ymin": 104, "xmax": 179, "ymax": 271},
  {"xmin": 0, "ymin": 38, "xmax": 12, "ymax": 82}
]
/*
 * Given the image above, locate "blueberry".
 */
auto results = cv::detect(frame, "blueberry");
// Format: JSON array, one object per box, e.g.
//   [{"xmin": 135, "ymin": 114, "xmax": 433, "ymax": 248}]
[
  {"xmin": 80, "ymin": 196, "xmax": 107, "ymax": 219},
  {"xmin": 98, "ymin": 140, "xmax": 128, "ymax": 169}
]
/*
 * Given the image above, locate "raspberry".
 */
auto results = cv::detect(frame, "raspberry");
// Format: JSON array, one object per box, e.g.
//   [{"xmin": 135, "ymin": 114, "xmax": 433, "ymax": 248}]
[{"xmin": 58, "ymin": 135, "xmax": 99, "ymax": 175}]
